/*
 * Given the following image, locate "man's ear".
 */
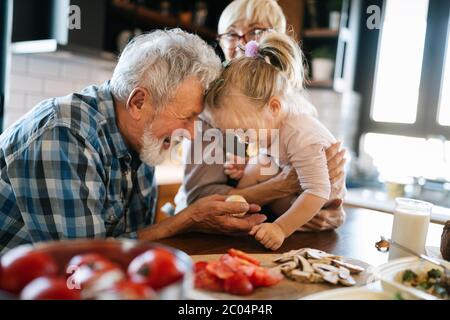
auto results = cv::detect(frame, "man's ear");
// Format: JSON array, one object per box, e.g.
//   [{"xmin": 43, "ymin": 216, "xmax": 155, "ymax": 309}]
[
  {"xmin": 268, "ymin": 97, "xmax": 282, "ymax": 115},
  {"xmin": 126, "ymin": 87, "xmax": 152, "ymax": 121}
]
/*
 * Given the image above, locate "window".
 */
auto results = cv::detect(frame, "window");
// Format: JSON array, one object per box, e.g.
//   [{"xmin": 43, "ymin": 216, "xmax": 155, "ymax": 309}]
[
  {"xmin": 363, "ymin": 133, "xmax": 450, "ymax": 181},
  {"xmin": 359, "ymin": 0, "xmax": 450, "ymax": 182},
  {"xmin": 438, "ymin": 26, "xmax": 450, "ymax": 126},
  {"xmin": 371, "ymin": 0, "xmax": 429, "ymax": 124}
]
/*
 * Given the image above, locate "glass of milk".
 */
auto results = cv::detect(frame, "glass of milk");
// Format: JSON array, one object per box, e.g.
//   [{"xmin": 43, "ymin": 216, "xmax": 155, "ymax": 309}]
[{"xmin": 389, "ymin": 198, "xmax": 433, "ymax": 260}]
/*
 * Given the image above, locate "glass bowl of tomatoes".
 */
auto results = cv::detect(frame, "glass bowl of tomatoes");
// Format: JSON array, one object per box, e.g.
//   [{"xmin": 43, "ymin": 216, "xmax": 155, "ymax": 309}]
[{"xmin": 0, "ymin": 239, "xmax": 192, "ymax": 300}]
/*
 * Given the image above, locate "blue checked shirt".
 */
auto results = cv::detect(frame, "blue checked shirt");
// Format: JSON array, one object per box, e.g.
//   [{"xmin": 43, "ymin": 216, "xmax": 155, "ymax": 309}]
[{"xmin": 0, "ymin": 82, "xmax": 157, "ymax": 253}]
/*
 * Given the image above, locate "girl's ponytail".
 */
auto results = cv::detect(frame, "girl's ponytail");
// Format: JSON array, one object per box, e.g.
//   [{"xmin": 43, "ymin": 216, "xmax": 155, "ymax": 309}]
[{"xmin": 259, "ymin": 32, "xmax": 306, "ymax": 91}]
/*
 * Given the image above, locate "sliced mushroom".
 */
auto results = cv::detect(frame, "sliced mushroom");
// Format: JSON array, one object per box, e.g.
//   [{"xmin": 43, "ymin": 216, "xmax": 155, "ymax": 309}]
[
  {"xmin": 339, "ymin": 275, "xmax": 356, "ymax": 286},
  {"xmin": 277, "ymin": 261, "xmax": 298, "ymax": 273},
  {"xmin": 273, "ymin": 248, "xmax": 360, "ymax": 287},
  {"xmin": 331, "ymin": 259, "xmax": 365, "ymax": 274},
  {"xmin": 338, "ymin": 266, "xmax": 351, "ymax": 280},
  {"xmin": 289, "ymin": 269, "xmax": 323, "ymax": 283},
  {"xmin": 307, "ymin": 258, "xmax": 333, "ymax": 265},
  {"xmin": 287, "ymin": 270, "xmax": 312, "ymax": 283},
  {"xmin": 273, "ymin": 249, "xmax": 307, "ymax": 263},
  {"xmin": 295, "ymin": 255, "xmax": 314, "ymax": 273},
  {"xmin": 305, "ymin": 249, "xmax": 341, "ymax": 261},
  {"xmin": 312, "ymin": 263, "xmax": 340, "ymax": 285},
  {"xmin": 312, "ymin": 263, "xmax": 340, "ymax": 274},
  {"xmin": 322, "ymin": 272, "xmax": 340, "ymax": 285},
  {"xmin": 308, "ymin": 272, "xmax": 324, "ymax": 283}
]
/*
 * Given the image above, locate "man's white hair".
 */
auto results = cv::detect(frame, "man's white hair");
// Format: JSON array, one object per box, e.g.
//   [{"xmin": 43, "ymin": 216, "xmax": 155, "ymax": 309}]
[{"xmin": 110, "ymin": 29, "xmax": 221, "ymax": 109}]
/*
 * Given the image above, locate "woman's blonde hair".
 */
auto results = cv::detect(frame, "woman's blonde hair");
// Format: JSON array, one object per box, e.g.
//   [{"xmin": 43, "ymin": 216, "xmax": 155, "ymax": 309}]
[
  {"xmin": 218, "ymin": 0, "xmax": 287, "ymax": 34},
  {"xmin": 205, "ymin": 32, "xmax": 314, "ymax": 125}
]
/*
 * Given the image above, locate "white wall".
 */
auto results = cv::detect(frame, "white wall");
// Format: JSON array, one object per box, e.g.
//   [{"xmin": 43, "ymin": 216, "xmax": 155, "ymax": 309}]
[{"xmin": 5, "ymin": 52, "xmax": 116, "ymax": 129}]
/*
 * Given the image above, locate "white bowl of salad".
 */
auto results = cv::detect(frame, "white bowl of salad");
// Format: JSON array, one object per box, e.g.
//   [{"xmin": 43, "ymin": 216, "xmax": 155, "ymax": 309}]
[{"xmin": 373, "ymin": 257, "xmax": 449, "ymax": 300}]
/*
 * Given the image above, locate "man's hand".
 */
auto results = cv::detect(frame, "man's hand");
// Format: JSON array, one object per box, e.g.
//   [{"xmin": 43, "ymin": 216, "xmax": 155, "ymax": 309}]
[{"xmin": 185, "ymin": 195, "xmax": 267, "ymax": 235}]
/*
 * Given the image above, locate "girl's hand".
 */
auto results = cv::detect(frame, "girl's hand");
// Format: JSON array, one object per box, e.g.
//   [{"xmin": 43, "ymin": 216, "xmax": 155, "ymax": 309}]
[
  {"xmin": 224, "ymin": 153, "xmax": 247, "ymax": 180},
  {"xmin": 249, "ymin": 223, "xmax": 285, "ymax": 251}
]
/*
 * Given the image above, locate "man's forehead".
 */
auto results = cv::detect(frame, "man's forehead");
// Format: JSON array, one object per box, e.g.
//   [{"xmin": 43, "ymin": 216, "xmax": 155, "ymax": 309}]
[
  {"xmin": 168, "ymin": 78, "xmax": 205, "ymax": 116},
  {"xmin": 175, "ymin": 77, "xmax": 204, "ymax": 99}
]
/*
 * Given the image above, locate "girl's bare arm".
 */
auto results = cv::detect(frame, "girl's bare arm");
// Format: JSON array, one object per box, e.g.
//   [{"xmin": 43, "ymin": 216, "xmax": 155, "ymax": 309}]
[{"xmin": 274, "ymin": 193, "xmax": 328, "ymax": 237}]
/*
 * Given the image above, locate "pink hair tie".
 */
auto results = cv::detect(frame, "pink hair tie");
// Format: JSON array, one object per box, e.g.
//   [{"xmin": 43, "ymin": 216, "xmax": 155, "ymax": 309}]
[
  {"xmin": 244, "ymin": 40, "xmax": 261, "ymax": 58},
  {"xmin": 243, "ymin": 41, "xmax": 272, "ymax": 66}
]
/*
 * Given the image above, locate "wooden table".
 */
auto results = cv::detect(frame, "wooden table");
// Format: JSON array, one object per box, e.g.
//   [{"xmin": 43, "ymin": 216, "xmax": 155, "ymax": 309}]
[{"xmin": 157, "ymin": 207, "xmax": 445, "ymax": 267}]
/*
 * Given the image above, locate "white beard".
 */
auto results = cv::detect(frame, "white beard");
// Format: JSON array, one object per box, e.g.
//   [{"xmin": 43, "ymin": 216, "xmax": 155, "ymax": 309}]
[{"xmin": 140, "ymin": 127, "xmax": 169, "ymax": 166}]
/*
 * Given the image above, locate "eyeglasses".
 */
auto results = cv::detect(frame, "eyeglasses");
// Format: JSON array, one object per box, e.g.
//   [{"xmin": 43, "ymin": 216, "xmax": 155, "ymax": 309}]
[{"xmin": 217, "ymin": 28, "xmax": 273, "ymax": 49}]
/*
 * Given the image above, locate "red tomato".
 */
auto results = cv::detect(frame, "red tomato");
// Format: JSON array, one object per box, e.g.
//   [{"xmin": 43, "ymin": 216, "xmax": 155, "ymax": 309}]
[
  {"xmin": 223, "ymin": 272, "xmax": 254, "ymax": 296},
  {"xmin": 194, "ymin": 269, "xmax": 224, "ymax": 292},
  {"xmin": 220, "ymin": 254, "xmax": 255, "ymax": 277},
  {"xmin": 219, "ymin": 254, "xmax": 241, "ymax": 270},
  {"xmin": 249, "ymin": 267, "xmax": 283, "ymax": 287},
  {"xmin": 72, "ymin": 266, "xmax": 125, "ymax": 293},
  {"xmin": 94, "ymin": 280, "xmax": 155, "ymax": 300},
  {"xmin": 67, "ymin": 253, "xmax": 116, "ymax": 272},
  {"xmin": 194, "ymin": 261, "xmax": 208, "ymax": 273},
  {"xmin": 20, "ymin": 277, "xmax": 80, "ymax": 300},
  {"xmin": 249, "ymin": 267, "xmax": 267, "ymax": 287},
  {"xmin": 128, "ymin": 248, "xmax": 184, "ymax": 290},
  {"xmin": 66, "ymin": 253, "xmax": 121, "ymax": 290},
  {"xmin": 0, "ymin": 247, "xmax": 59, "ymax": 294},
  {"xmin": 262, "ymin": 269, "xmax": 283, "ymax": 286},
  {"xmin": 205, "ymin": 260, "xmax": 234, "ymax": 280},
  {"xmin": 228, "ymin": 249, "xmax": 260, "ymax": 266}
]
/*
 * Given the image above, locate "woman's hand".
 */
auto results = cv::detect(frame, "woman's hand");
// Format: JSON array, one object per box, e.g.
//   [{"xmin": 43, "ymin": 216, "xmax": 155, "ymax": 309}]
[
  {"xmin": 249, "ymin": 223, "xmax": 285, "ymax": 251},
  {"xmin": 325, "ymin": 142, "xmax": 347, "ymax": 185},
  {"xmin": 298, "ymin": 199, "xmax": 346, "ymax": 232},
  {"xmin": 271, "ymin": 165, "xmax": 301, "ymax": 195}
]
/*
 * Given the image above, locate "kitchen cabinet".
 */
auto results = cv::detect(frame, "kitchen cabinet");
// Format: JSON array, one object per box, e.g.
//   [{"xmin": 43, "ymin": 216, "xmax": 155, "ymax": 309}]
[
  {"xmin": 12, "ymin": 0, "xmax": 70, "ymax": 53},
  {"xmin": 11, "ymin": 0, "xmax": 228, "ymax": 56},
  {"xmin": 68, "ymin": 0, "xmax": 108, "ymax": 51},
  {"xmin": 11, "ymin": 0, "xmax": 110, "ymax": 56}
]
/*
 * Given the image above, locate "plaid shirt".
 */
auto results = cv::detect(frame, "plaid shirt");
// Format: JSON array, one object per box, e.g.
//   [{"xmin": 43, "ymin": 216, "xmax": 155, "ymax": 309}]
[{"xmin": 0, "ymin": 82, "xmax": 157, "ymax": 253}]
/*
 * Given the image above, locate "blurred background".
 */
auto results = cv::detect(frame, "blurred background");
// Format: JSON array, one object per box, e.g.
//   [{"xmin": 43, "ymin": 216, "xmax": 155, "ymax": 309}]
[{"xmin": 1, "ymin": 0, "xmax": 450, "ymax": 221}]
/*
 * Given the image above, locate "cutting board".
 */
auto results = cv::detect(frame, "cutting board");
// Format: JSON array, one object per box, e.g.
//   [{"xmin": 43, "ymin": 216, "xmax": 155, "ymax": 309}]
[{"xmin": 187, "ymin": 253, "xmax": 373, "ymax": 300}]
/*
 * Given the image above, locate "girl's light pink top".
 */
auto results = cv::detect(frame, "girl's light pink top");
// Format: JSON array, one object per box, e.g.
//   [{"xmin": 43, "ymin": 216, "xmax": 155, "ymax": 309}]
[{"xmin": 269, "ymin": 113, "xmax": 345, "ymax": 201}]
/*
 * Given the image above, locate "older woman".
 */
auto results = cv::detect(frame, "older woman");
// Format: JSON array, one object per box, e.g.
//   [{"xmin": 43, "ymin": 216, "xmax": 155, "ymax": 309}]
[{"xmin": 176, "ymin": 0, "xmax": 346, "ymax": 232}]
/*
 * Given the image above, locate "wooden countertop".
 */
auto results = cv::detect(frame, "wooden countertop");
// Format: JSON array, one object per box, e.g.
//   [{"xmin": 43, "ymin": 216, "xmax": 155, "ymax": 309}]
[{"xmin": 156, "ymin": 207, "xmax": 445, "ymax": 267}]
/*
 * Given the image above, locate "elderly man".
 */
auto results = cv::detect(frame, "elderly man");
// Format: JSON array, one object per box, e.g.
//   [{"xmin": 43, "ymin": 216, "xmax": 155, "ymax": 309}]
[{"xmin": 0, "ymin": 29, "xmax": 266, "ymax": 253}]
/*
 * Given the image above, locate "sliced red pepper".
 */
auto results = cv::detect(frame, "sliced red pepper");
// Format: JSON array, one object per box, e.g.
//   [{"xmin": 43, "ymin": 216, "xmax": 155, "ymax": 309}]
[{"xmin": 228, "ymin": 249, "xmax": 260, "ymax": 266}]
